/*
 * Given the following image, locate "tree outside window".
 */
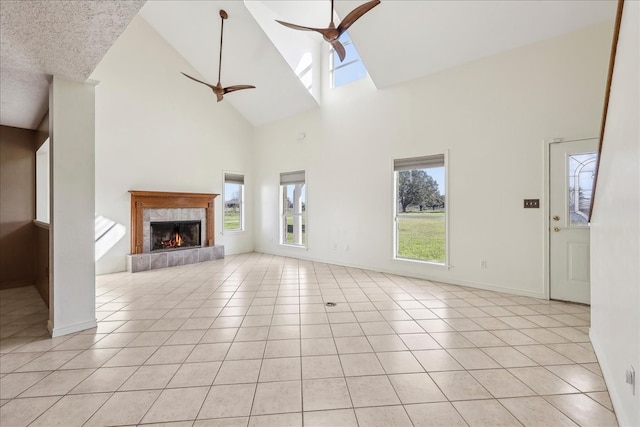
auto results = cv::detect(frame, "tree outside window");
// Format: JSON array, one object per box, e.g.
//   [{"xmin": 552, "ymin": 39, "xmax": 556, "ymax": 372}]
[{"xmin": 394, "ymin": 155, "xmax": 446, "ymax": 264}]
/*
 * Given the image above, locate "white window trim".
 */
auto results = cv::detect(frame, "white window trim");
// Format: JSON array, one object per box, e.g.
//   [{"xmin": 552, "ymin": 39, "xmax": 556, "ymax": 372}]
[
  {"xmin": 279, "ymin": 170, "xmax": 307, "ymax": 249},
  {"xmin": 391, "ymin": 151, "xmax": 450, "ymax": 268},
  {"xmin": 223, "ymin": 171, "xmax": 245, "ymax": 234}
]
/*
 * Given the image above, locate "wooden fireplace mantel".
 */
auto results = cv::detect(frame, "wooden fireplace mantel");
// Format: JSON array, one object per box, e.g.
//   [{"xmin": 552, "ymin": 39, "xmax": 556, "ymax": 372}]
[{"xmin": 129, "ymin": 191, "xmax": 218, "ymax": 255}]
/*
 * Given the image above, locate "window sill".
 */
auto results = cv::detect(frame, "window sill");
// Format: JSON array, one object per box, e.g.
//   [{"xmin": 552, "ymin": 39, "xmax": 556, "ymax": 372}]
[
  {"xmin": 280, "ymin": 244, "xmax": 307, "ymax": 250},
  {"xmin": 223, "ymin": 229, "xmax": 245, "ymax": 236},
  {"xmin": 34, "ymin": 220, "xmax": 50, "ymax": 230},
  {"xmin": 393, "ymin": 256, "xmax": 449, "ymax": 269}
]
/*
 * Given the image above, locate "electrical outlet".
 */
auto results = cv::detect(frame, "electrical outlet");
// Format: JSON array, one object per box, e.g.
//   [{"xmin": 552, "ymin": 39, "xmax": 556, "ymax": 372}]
[
  {"xmin": 481, "ymin": 260, "xmax": 487, "ymax": 269},
  {"xmin": 524, "ymin": 199, "xmax": 540, "ymax": 208},
  {"xmin": 626, "ymin": 366, "xmax": 636, "ymax": 395}
]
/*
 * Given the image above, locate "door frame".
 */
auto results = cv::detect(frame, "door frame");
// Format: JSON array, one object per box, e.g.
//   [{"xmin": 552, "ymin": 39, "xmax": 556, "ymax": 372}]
[{"xmin": 542, "ymin": 136, "xmax": 598, "ymax": 301}]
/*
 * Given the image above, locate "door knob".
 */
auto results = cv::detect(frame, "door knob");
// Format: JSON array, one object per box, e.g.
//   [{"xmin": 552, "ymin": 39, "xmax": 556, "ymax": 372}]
[
  {"xmin": 553, "ymin": 227, "xmax": 560, "ymax": 232},
  {"xmin": 553, "ymin": 215, "xmax": 560, "ymax": 221}
]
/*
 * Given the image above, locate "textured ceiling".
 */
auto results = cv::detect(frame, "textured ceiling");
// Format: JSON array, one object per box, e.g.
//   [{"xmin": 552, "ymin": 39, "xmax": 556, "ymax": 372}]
[
  {"xmin": 0, "ymin": 0, "xmax": 145, "ymax": 130},
  {"xmin": 0, "ymin": 0, "xmax": 616, "ymax": 131}
]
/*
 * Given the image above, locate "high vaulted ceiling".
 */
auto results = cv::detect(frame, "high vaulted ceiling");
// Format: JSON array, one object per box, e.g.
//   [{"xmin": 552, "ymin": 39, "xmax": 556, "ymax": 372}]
[{"xmin": 1, "ymin": 0, "xmax": 616, "ymax": 130}]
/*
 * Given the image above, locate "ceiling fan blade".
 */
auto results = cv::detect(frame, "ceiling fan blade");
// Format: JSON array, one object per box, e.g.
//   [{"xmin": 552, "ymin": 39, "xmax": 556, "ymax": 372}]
[
  {"xmin": 275, "ymin": 20, "xmax": 331, "ymax": 35},
  {"xmin": 184, "ymin": 10, "xmax": 255, "ymax": 103},
  {"xmin": 223, "ymin": 85, "xmax": 256, "ymax": 94},
  {"xmin": 276, "ymin": 20, "xmax": 339, "ymax": 41},
  {"xmin": 331, "ymin": 40, "xmax": 346, "ymax": 62},
  {"xmin": 337, "ymin": 0, "xmax": 380, "ymax": 34},
  {"xmin": 181, "ymin": 72, "xmax": 216, "ymax": 90}
]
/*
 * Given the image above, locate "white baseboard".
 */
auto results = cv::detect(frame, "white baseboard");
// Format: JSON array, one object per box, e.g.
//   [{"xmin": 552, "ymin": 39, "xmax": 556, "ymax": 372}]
[
  {"xmin": 590, "ymin": 328, "xmax": 633, "ymax": 427},
  {"xmin": 253, "ymin": 249, "xmax": 546, "ymax": 299},
  {"xmin": 49, "ymin": 318, "xmax": 97, "ymax": 338}
]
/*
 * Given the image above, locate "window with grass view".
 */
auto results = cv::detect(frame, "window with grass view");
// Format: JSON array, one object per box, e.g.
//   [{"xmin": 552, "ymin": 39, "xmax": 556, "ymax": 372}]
[
  {"xmin": 280, "ymin": 170, "xmax": 306, "ymax": 246},
  {"xmin": 224, "ymin": 173, "xmax": 244, "ymax": 232},
  {"xmin": 394, "ymin": 155, "xmax": 446, "ymax": 264}
]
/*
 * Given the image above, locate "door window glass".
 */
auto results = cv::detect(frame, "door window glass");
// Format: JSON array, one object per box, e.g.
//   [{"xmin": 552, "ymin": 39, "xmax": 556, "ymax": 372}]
[{"xmin": 568, "ymin": 153, "xmax": 597, "ymax": 226}]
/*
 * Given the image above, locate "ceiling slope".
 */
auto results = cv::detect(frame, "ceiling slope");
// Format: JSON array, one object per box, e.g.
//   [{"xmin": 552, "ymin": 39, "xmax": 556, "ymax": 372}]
[
  {"xmin": 334, "ymin": 0, "xmax": 617, "ymax": 89},
  {"xmin": 139, "ymin": 1, "xmax": 319, "ymax": 127},
  {"xmin": 1, "ymin": 1, "xmax": 617, "ymax": 130}
]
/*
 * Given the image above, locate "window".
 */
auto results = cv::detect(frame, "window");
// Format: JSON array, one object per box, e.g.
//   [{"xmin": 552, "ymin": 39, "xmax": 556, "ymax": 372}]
[
  {"xmin": 296, "ymin": 52, "xmax": 313, "ymax": 93},
  {"xmin": 394, "ymin": 155, "xmax": 447, "ymax": 264},
  {"xmin": 35, "ymin": 138, "xmax": 50, "ymax": 223},
  {"xmin": 224, "ymin": 172, "xmax": 244, "ymax": 232},
  {"xmin": 568, "ymin": 153, "xmax": 597, "ymax": 226},
  {"xmin": 280, "ymin": 170, "xmax": 306, "ymax": 246},
  {"xmin": 330, "ymin": 32, "xmax": 367, "ymax": 88}
]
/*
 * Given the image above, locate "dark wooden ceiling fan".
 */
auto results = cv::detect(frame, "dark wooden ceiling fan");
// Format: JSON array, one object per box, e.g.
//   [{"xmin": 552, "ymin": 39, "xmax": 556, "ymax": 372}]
[
  {"xmin": 276, "ymin": 0, "xmax": 380, "ymax": 62},
  {"xmin": 181, "ymin": 9, "xmax": 255, "ymax": 102}
]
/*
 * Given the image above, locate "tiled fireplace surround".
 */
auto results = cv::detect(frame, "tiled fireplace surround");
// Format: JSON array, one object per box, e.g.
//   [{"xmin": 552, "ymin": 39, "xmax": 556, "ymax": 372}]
[{"xmin": 126, "ymin": 191, "xmax": 224, "ymax": 273}]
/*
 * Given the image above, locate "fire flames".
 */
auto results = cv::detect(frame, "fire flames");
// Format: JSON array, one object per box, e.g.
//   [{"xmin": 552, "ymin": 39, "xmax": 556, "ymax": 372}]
[{"xmin": 161, "ymin": 232, "xmax": 184, "ymax": 248}]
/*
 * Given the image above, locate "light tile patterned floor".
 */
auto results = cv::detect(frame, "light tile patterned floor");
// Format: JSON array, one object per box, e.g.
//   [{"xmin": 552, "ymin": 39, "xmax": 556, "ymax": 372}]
[{"xmin": 0, "ymin": 253, "xmax": 618, "ymax": 426}]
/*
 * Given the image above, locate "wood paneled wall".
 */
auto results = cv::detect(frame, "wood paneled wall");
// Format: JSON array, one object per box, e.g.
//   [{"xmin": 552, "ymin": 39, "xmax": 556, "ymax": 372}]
[
  {"xmin": 0, "ymin": 125, "xmax": 36, "ymax": 289},
  {"xmin": 35, "ymin": 224, "xmax": 49, "ymax": 306}
]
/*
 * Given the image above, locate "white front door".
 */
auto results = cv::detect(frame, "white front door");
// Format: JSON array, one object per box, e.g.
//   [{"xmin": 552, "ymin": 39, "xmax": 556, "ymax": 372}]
[{"xmin": 549, "ymin": 138, "xmax": 598, "ymax": 304}]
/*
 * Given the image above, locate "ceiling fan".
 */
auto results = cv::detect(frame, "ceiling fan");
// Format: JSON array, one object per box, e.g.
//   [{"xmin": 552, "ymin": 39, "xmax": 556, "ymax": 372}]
[
  {"xmin": 181, "ymin": 10, "xmax": 255, "ymax": 102},
  {"xmin": 276, "ymin": 0, "xmax": 381, "ymax": 62}
]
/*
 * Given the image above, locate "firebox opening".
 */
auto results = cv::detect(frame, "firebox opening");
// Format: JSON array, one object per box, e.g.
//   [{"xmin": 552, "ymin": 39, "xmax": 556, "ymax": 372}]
[{"xmin": 150, "ymin": 220, "xmax": 201, "ymax": 252}]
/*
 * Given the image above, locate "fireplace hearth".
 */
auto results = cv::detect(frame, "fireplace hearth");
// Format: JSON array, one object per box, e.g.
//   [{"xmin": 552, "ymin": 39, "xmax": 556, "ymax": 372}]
[{"xmin": 151, "ymin": 220, "xmax": 201, "ymax": 252}]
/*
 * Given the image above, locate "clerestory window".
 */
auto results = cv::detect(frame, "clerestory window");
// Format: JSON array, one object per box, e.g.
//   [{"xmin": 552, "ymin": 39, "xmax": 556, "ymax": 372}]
[{"xmin": 329, "ymin": 32, "xmax": 367, "ymax": 88}]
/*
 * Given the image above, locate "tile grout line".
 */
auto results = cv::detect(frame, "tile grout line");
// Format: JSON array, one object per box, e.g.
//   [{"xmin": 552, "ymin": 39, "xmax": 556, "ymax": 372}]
[{"xmin": 0, "ymin": 253, "xmax": 614, "ymax": 427}]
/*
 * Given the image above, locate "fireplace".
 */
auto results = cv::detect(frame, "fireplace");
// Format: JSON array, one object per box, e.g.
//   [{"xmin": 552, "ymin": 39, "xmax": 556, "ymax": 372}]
[
  {"xmin": 151, "ymin": 220, "xmax": 201, "ymax": 252},
  {"xmin": 127, "ymin": 191, "xmax": 224, "ymax": 273},
  {"xmin": 129, "ymin": 191, "xmax": 217, "ymax": 254}
]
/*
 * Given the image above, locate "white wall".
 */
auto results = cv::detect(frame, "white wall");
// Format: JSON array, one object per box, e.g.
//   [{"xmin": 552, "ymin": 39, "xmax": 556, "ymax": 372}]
[
  {"xmin": 49, "ymin": 76, "xmax": 97, "ymax": 337},
  {"xmin": 253, "ymin": 22, "xmax": 613, "ymax": 298},
  {"xmin": 590, "ymin": 1, "xmax": 640, "ymax": 425},
  {"xmin": 91, "ymin": 16, "xmax": 255, "ymax": 274}
]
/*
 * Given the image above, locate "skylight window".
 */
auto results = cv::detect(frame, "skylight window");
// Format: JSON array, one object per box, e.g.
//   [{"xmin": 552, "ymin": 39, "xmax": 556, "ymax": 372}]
[
  {"xmin": 330, "ymin": 32, "xmax": 367, "ymax": 88},
  {"xmin": 243, "ymin": 0, "xmax": 321, "ymax": 103},
  {"xmin": 295, "ymin": 52, "xmax": 313, "ymax": 93}
]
